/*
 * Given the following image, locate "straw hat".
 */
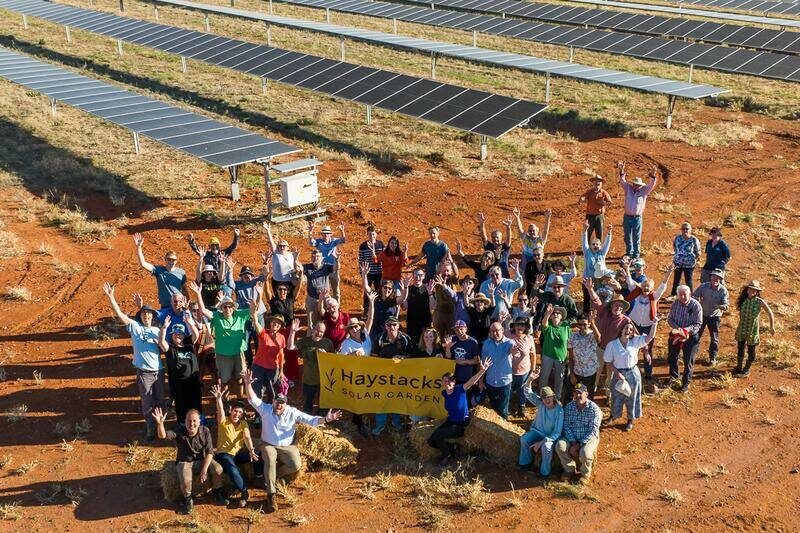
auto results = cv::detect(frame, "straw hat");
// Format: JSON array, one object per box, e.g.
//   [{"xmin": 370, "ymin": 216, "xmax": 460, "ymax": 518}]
[
  {"xmin": 745, "ymin": 280, "xmax": 763, "ymax": 291},
  {"xmin": 630, "ymin": 176, "xmax": 646, "ymax": 186},
  {"xmin": 548, "ymin": 275, "xmax": 567, "ymax": 288},
  {"xmin": 607, "ymin": 294, "xmax": 630, "ymax": 311},
  {"xmin": 346, "ymin": 317, "xmax": 366, "ymax": 330},
  {"xmin": 541, "ymin": 386, "xmax": 556, "ymax": 398}
]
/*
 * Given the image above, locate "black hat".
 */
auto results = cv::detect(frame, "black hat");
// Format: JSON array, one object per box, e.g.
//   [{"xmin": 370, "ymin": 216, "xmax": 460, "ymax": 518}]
[{"xmin": 240, "ymin": 266, "xmax": 254, "ymax": 276}]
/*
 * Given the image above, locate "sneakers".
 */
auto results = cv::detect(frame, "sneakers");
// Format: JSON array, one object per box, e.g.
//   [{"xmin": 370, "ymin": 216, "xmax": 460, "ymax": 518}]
[
  {"xmin": 265, "ymin": 492, "xmax": 277, "ymax": 513},
  {"xmin": 212, "ymin": 488, "xmax": 230, "ymax": 506},
  {"xmin": 680, "ymin": 384, "xmax": 690, "ymax": 394},
  {"xmin": 180, "ymin": 496, "xmax": 194, "ymax": 514},
  {"xmin": 357, "ymin": 425, "xmax": 370, "ymax": 438},
  {"xmin": 625, "ymin": 420, "xmax": 634, "ymax": 432},
  {"xmin": 239, "ymin": 488, "xmax": 249, "ymax": 508},
  {"xmin": 739, "ymin": 369, "xmax": 751, "ymax": 377}
]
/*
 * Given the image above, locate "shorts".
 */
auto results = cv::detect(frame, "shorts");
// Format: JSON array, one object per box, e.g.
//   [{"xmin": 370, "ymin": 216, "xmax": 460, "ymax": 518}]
[{"xmin": 216, "ymin": 352, "xmax": 246, "ymax": 383}]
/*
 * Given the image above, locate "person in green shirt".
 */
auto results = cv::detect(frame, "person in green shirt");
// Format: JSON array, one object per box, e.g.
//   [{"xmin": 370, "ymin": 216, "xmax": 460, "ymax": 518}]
[
  {"xmin": 289, "ymin": 321, "xmax": 334, "ymax": 414},
  {"xmin": 540, "ymin": 304, "xmax": 571, "ymax": 403},
  {"xmin": 189, "ymin": 281, "xmax": 250, "ymax": 398}
]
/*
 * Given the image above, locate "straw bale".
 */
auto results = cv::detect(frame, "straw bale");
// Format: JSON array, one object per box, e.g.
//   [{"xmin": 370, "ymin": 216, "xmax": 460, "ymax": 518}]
[
  {"xmin": 409, "ymin": 406, "xmax": 524, "ymax": 465},
  {"xmin": 294, "ymin": 423, "xmax": 359, "ymax": 469}
]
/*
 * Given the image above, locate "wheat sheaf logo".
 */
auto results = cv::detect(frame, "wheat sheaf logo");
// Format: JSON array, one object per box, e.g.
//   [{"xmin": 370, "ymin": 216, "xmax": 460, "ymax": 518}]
[{"xmin": 323, "ymin": 368, "xmax": 337, "ymax": 393}]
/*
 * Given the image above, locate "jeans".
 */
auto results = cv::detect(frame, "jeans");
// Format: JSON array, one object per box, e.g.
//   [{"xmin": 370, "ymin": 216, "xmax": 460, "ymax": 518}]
[
  {"xmin": 428, "ymin": 420, "xmax": 467, "ymax": 458},
  {"xmin": 667, "ymin": 333, "xmax": 699, "ymax": 387},
  {"xmin": 485, "ymin": 383, "xmax": 512, "ymax": 419},
  {"xmin": 540, "ymin": 356, "xmax": 566, "ymax": 401},
  {"xmin": 373, "ymin": 413, "xmax": 403, "ymax": 434},
  {"xmin": 252, "ymin": 364, "xmax": 278, "ymax": 403},
  {"xmin": 623, "ymin": 214, "xmax": 642, "ymax": 258},
  {"xmin": 519, "ymin": 428, "xmax": 555, "ymax": 476},
  {"xmin": 302, "ymin": 383, "xmax": 319, "ymax": 414},
  {"xmin": 698, "ymin": 316, "xmax": 721, "ymax": 361},
  {"xmin": 510, "ymin": 372, "xmax": 530, "ymax": 413},
  {"xmin": 585, "ymin": 214, "xmax": 604, "ymax": 243},
  {"xmin": 214, "ymin": 448, "xmax": 259, "ymax": 493},
  {"xmin": 671, "ymin": 267, "xmax": 695, "ymax": 295},
  {"xmin": 136, "ymin": 369, "xmax": 164, "ymax": 435},
  {"xmin": 633, "ymin": 323, "xmax": 654, "ymax": 378}
]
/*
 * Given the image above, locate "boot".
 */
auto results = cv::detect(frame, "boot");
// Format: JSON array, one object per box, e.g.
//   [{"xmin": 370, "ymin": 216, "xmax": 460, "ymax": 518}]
[
  {"xmin": 733, "ymin": 354, "xmax": 744, "ymax": 376},
  {"xmin": 266, "ymin": 492, "xmax": 277, "ymax": 513},
  {"xmin": 180, "ymin": 496, "xmax": 194, "ymax": 514},
  {"xmin": 239, "ymin": 488, "xmax": 249, "ymax": 508},
  {"xmin": 212, "ymin": 488, "xmax": 229, "ymax": 506},
  {"xmin": 741, "ymin": 354, "xmax": 756, "ymax": 377}
]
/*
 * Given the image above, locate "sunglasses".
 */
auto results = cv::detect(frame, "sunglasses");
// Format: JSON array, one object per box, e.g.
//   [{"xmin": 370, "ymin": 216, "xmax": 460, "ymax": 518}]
[{"xmin": 166, "ymin": 257, "xmax": 177, "ymax": 261}]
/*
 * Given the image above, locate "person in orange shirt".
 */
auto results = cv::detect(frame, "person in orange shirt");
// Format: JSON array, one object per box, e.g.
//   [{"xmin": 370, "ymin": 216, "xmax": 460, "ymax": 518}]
[
  {"xmin": 579, "ymin": 175, "xmax": 612, "ymax": 242},
  {"xmin": 372, "ymin": 236, "xmax": 409, "ymax": 293}
]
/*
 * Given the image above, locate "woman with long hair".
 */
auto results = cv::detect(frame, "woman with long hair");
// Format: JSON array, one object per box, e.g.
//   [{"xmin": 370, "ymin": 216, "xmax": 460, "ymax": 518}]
[
  {"xmin": 415, "ymin": 327, "xmax": 444, "ymax": 358},
  {"xmin": 373, "ymin": 236, "xmax": 408, "ymax": 292},
  {"xmin": 734, "ymin": 280, "xmax": 776, "ymax": 377}
]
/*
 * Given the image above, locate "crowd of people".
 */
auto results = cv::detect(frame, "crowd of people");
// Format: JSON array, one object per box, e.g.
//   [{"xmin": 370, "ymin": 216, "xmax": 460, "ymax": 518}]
[{"xmin": 104, "ymin": 160, "xmax": 777, "ymax": 512}]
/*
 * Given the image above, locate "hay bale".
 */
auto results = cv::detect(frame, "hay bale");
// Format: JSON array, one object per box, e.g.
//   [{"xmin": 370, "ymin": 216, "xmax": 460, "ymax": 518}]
[
  {"xmin": 408, "ymin": 419, "xmax": 443, "ymax": 462},
  {"xmin": 409, "ymin": 406, "xmax": 524, "ymax": 465},
  {"xmin": 294, "ymin": 423, "xmax": 358, "ymax": 469}
]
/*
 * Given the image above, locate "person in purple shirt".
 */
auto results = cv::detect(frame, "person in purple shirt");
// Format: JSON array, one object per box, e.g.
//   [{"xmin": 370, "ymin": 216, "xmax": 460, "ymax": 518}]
[
  {"xmin": 618, "ymin": 160, "xmax": 658, "ymax": 260},
  {"xmin": 666, "ymin": 285, "xmax": 703, "ymax": 393},
  {"xmin": 427, "ymin": 360, "xmax": 490, "ymax": 465}
]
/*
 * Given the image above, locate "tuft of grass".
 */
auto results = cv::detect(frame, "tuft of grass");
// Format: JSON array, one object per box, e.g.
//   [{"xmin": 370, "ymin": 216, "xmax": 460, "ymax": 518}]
[
  {"xmin": 0, "ymin": 502, "xmax": 22, "ymax": 521},
  {"xmin": 276, "ymin": 480, "xmax": 298, "ymax": 507},
  {"xmin": 59, "ymin": 439, "xmax": 77, "ymax": 453},
  {"xmin": 503, "ymin": 483, "xmax": 523, "ymax": 509},
  {"xmin": 417, "ymin": 502, "xmax": 449, "ymax": 531},
  {"xmin": 85, "ymin": 323, "xmax": 121, "ymax": 341},
  {"xmin": 3, "ymin": 285, "xmax": 32, "ymax": 301},
  {"xmin": 708, "ymin": 373, "xmax": 736, "ymax": 390},
  {"xmin": 40, "ymin": 203, "xmax": 116, "ymax": 243},
  {"xmin": 546, "ymin": 482, "xmax": 598, "ymax": 502},
  {"xmin": 661, "ymin": 489, "xmax": 684, "ymax": 506},
  {"xmin": 14, "ymin": 460, "xmax": 41, "ymax": 476},
  {"xmin": 37, "ymin": 242, "xmax": 55, "ymax": 256},
  {"xmin": 126, "ymin": 441, "xmax": 143, "ymax": 465},
  {"xmin": 52, "ymin": 259, "xmax": 82, "ymax": 275},
  {"xmin": 720, "ymin": 394, "xmax": 738, "ymax": 408},
  {"xmin": 697, "ymin": 464, "xmax": 727, "ymax": 479},
  {"xmin": 32, "ymin": 370, "xmax": 43, "ymax": 385},
  {"xmin": 5, "ymin": 404, "xmax": 29, "ymax": 422},
  {"xmin": 282, "ymin": 511, "xmax": 310, "ymax": 527},
  {"xmin": 0, "ymin": 231, "xmax": 24, "ymax": 259},
  {"xmin": 736, "ymin": 388, "xmax": 756, "ymax": 404},
  {"xmin": 0, "ymin": 455, "xmax": 12, "ymax": 469},
  {"xmin": 643, "ymin": 459, "xmax": 658, "ymax": 470},
  {"xmin": 631, "ymin": 122, "xmax": 762, "ymax": 148},
  {"xmin": 244, "ymin": 507, "xmax": 264, "ymax": 526},
  {"xmin": 761, "ymin": 339, "xmax": 800, "ymax": 370},
  {"xmin": 775, "ymin": 385, "xmax": 795, "ymax": 397},
  {"xmin": 762, "ymin": 415, "xmax": 779, "ymax": 426}
]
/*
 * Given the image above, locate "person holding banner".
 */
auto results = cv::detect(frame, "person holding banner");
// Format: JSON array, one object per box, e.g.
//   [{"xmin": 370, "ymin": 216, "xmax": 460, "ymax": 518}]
[
  {"xmin": 481, "ymin": 321, "xmax": 515, "ymax": 419},
  {"xmin": 428, "ymin": 359, "xmax": 492, "ymax": 465},
  {"xmin": 243, "ymin": 370, "xmax": 342, "ymax": 513},
  {"xmin": 372, "ymin": 317, "xmax": 414, "ymax": 435},
  {"xmin": 339, "ymin": 291, "xmax": 377, "ymax": 357}
]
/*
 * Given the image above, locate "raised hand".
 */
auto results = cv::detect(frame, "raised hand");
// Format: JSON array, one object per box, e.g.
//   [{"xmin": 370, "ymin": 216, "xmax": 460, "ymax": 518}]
[
  {"xmin": 254, "ymin": 280, "xmax": 264, "ymax": 295},
  {"xmin": 582, "ymin": 277, "xmax": 593, "ymax": 289},
  {"xmin": 509, "ymin": 258, "xmax": 520, "ymax": 271},
  {"xmin": 261, "ymin": 250, "xmax": 272, "ymax": 264},
  {"xmin": 589, "ymin": 308, "xmax": 598, "ymax": 322},
  {"xmin": 187, "ymin": 281, "xmax": 202, "ymax": 295},
  {"xmin": 530, "ymin": 296, "xmax": 539, "ymax": 308},
  {"xmin": 210, "ymin": 384, "xmax": 227, "ymax": 399},
  {"xmin": 402, "ymin": 243, "xmax": 409, "ymax": 254},
  {"xmin": 133, "ymin": 293, "xmax": 144, "ymax": 309},
  {"xmin": 501, "ymin": 216, "xmax": 513, "ymax": 228},
  {"xmin": 366, "ymin": 289, "xmax": 378, "ymax": 302},
  {"xmin": 325, "ymin": 409, "xmax": 343, "ymax": 422},
  {"xmin": 479, "ymin": 358, "xmax": 492, "ymax": 372},
  {"xmin": 569, "ymin": 251, "xmax": 577, "ymax": 263},
  {"xmin": 426, "ymin": 279, "xmax": 436, "ymax": 295},
  {"xmin": 475, "ymin": 212, "xmax": 486, "ymax": 224},
  {"xmin": 197, "ymin": 244, "xmax": 207, "ymax": 257},
  {"xmin": 648, "ymin": 164, "xmax": 658, "ymax": 177},
  {"xmin": 535, "ymin": 273, "xmax": 546, "ymax": 287},
  {"xmin": 529, "ymin": 367, "xmax": 541, "ymax": 381},
  {"xmin": 545, "ymin": 303, "xmax": 554, "ymax": 314},
  {"xmin": 332, "ymin": 247, "xmax": 341, "ymax": 260},
  {"xmin": 617, "ymin": 160, "xmax": 625, "ymax": 171},
  {"xmin": 400, "ymin": 275, "xmax": 411, "ymax": 289},
  {"xmin": 262, "ymin": 221, "xmax": 271, "ymax": 232},
  {"xmin": 583, "ymin": 220, "xmax": 590, "ymax": 231},
  {"xmin": 607, "ymin": 224, "xmax": 614, "ymax": 234},
  {"xmin": 102, "ymin": 282, "xmax": 114, "ymax": 298},
  {"xmin": 187, "ymin": 233, "xmax": 195, "ymax": 242},
  {"xmin": 455, "ymin": 239, "xmax": 463, "ymax": 255},
  {"xmin": 151, "ymin": 407, "xmax": 167, "ymax": 424},
  {"xmin": 360, "ymin": 261, "xmax": 370, "ymax": 275},
  {"xmin": 243, "ymin": 370, "xmax": 255, "ymax": 387},
  {"xmin": 544, "ymin": 208, "xmax": 552, "ymax": 219},
  {"xmin": 162, "ymin": 315, "xmax": 172, "ymax": 329},
  {"xmin": 443, "ymin": 335, "xmax": 455, "ymax": 351},
  {"xmin": 290, "ymin": 318, "xmax": 301, "ymax": 332},
  {"xmin": 233, "ymin": 228, "xmax": 240, "ymax": 237},
  {"xmin": 512, "ymin": 207, "xmax": 520, "ymax": 218},
  {"xmin": 338, "ymin": 223, "xmax": 346, "ymax": 233},
  {"xmin": 133, "ymin": 233, "xmax": 144, "ymax": 248}
]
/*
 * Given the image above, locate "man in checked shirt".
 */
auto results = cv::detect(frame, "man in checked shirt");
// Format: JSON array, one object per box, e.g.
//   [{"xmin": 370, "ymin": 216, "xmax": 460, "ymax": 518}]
[
  {"xmin": 667, "ymin": 285, "xmax": 703, "ymax": 393},
  {"xmin": 555, "ymin": 383, "xmax": 603, "ymax": 485}
]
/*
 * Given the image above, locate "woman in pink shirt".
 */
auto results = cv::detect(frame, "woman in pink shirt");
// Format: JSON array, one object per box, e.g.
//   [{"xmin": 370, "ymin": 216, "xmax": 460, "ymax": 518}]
[{"xmin": 509, "ymin": 316, "xmax": 537, "ymax": 417}]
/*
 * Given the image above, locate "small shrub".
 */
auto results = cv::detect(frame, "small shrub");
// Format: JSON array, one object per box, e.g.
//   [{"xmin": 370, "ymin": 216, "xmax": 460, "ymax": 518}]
[
  {"xmin": 546, "ymin": 481, "xmax": 598, "ymax": 502},
  {"xmin": 708, "ymin": 373, "xmax": 736, "ymax": 390},
  {"xmin": 0, "ymin": 502, "xmax": 22, "ymax": 521},
  {"xmin": 37, "ymin": 242, "xmax": 55, "ymax": 256},
  {"xmin": 32, "ymin": 370, "xmax": 43, "ymax": 385},
  {"xmin": 662, "ymin": 489, "xmax": 683, "ymax": 506},
  {"xmin": 0, "ymin": 455, "xmax": 12, "ymax": 469},
  {"xmin": 0, "ymin": 231, "xmax": 24, "ymax": 258},
  {"xmin": 776, "ymin": 385, "xmax": 795, "ymax": 397},
  {"xmin": 3, "ymin": 286, "xmax": 32, "ymax": 301},
  {"xmin": 14, "ymin": 460, "xmax": 41, "ymax": 475},
  {"xmin": 5, "ymin": 404, "xmax": 28, "ymax": 422},
  {"xmin": 282, "ymin": 511, "xmax": 310, "ymax": 527}
]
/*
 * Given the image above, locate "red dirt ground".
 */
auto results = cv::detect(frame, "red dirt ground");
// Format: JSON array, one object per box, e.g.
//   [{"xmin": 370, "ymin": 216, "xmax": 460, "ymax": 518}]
[{"xmin": 1, "ymin": 107, "xmax": 800, "ymax": 532}]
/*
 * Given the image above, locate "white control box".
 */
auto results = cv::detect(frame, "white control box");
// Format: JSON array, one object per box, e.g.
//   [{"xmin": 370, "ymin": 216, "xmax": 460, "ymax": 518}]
[{"xmin": 279, "ymin": 171, "xmax": 319, "ymax": 208}]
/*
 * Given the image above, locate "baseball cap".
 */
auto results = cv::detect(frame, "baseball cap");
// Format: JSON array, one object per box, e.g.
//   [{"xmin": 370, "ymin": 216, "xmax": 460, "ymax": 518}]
[
  {"xmin": 574, "ymin": 383, "xmax": 588, "ymax": 393},
  {"xmin": 209, "ymin": 237, "xmax": 220, "ymax": 246},
  {"xmin": 170, "ymin": 324, "xmax": 187, "ymax": 336},
  {"xmin": 273, "ymin": 394, "xmax": 288, "ymax": 404},
  {"xmin": 240, "ymin": 266, "xmax": 254, "ymax": 276},
  {"xmin": 454, "ymin": 320, "xmax": 467, "ymax": 328}
]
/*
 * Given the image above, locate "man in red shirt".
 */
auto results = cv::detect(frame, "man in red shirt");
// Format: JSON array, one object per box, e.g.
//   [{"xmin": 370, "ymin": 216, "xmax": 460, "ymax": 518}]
[
  {"xmin": 317, "ymin": 290, "xmax": 351, "ymax": 348},
  {"xmin": 579, "ymin": 174, "xmax": 612, "ymax": 242},
  {"xmin": 582, "ymin": 278, "xmax": 632, "ymax": 394}
]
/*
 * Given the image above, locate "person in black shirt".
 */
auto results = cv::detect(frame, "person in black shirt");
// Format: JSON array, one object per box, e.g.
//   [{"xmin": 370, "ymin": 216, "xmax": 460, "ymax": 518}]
[
  {"xmin": 372, "ymin": 317, "xmax": 413, "ymax": 435},
  {"xmin": 302, "ymin": 248, "xmax": 337, "ymax": 328},
  {"xmin": 476, "ymin": 211, "xmax": 513, "ymax": 278},
  {"xmin": 187, "ymin": 229, "xmax": 239, "ymax": 272},
  {"xmin": 158, "ymin": 317, "xmax": 202, "ymax": 422},
  {"xmin": 266, "ymin": 281, "xmax": 297, "ymax": 325},
  {"xmin": 362, "ymin": 263, "xmax": 406, "ymax": 346},
  {"xmin": 196, "ymin": 259, "xmax": 225, "ymax": 309},
  {"xmin": 455, "ymin": 240, "xmax": 497, "ymax": 286},
  {"xmin": 414, "ymin": 327, "xmax": 445, "ymax": 358},
  {"xmin": 467, "ymin": 293, "xmax": 495, "ymax": 344},
  {"xmin": 358, "ymin": 225, "xmax": 385, "ymax": 311},
  {"xmin": 153, "ymin": 407, "xmax": 228, "ymax": 514},
  {"xmin": 402, "ymin": 268, "xmax": 433, "ymax": 342},
  {"xmin": 524, "ymin": 249, "xmax": 552, "ymax": 298}
]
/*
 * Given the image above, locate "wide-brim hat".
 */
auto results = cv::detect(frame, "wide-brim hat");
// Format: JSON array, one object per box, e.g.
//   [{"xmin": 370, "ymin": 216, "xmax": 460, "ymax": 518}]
[
  {"xmin": 472, "ymin": 293, "xmax": 491, "ymax": 304},
  {"xmin": 548, "ymin": 275, "xmax": 567, "ymax": 288},
  {"xmin": 202, "ymin": 264, "xmax": 217, "ymax": 273},
  {"xmin": 630, "ymin": 176, "xmax": 646, "ymax": 186},
  {"xmin": 589, "ymin": 174, "xmax": 604, "ymax": 182},
  {"xmin": 240, "ymin": 266, "xmax": 254, "ymax": 276},
  {"xmin": 631, "ymin": 258, "xmax": 645, "ymax": 269},
  {"xmin": 746, "ymin": 279, "xmax": 763, "ymax": 291},
  {"xmin": 137, "ymin": 305, "xmax": 158, "ymax": 321},
  {"xmin": 216, "ymin": 296, "xmax": 236, "ymax": 309},
  {"xmin": 346, "ymin": 317, "xmax": 366, "ymax": 330},
  {"xmin": 551, "ymin": 306, "xmax": 568, "ymax": 318},
  {"xmin": 710, "ymin": 268, "xmax": 726, "ymax": 280},
  {"xmin": 268, "ymin": 314, "xmax": 285, "ymax": 326},
  {"xmin": 541, "ymin": 386, "xmax": 556, "ymax": 398},
  {"xmin": 321, "ymin": 225, "xmax": 333, "ymax": 234},
  {"xmin": 460, "ymin": 275, "xmax": 476, "ymax": 285},
  {"xmin": 607, "ymin": 294, "xmax": 630, "ymax": 311}
]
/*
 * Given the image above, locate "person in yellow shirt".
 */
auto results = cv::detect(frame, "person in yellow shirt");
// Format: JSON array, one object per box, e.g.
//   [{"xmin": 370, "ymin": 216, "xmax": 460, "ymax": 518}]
[{"xmin": 211, "ymin": 384, "xmax": 260, "ymax": 507}]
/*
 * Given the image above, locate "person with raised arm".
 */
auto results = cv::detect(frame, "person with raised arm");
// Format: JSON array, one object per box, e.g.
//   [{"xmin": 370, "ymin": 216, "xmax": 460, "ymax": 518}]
[
  {"xmin": 103, "ymin": 281, "xmax": 163, "ymax": 441},
  {"xmin": 308, "ymin": 221, "xmax": 346, "ymax": 301},
  {"xmin": 539, "ymin": 304, "xmax": 571, "ymax": 402},
  {"xmin": 243, "ymin": 370, "xmax": 342, "ymax": 513},
  {"xmin": 133, "ymin": 232, "xmax": 187, "ymax": 309},
  {"xmin": 302, "ymin": 247, "xmax": 338, "ymax": 328},
  {"xmin": 476, "ymin": 212, "xmax": 512, "ymax": 277},
  {"xmin": 580, "ymin": 220, "xmax": 613, "ymax": 315},
  {"xmin": 481, "ymin": 321, "xmax": 515, "ymax": 419},
  {"xmin": 618, "ymin": 160, "xmax": 657, "ymax": 259},
  {"xmin": 456, "ymin": 239, "xmax": 497, "ymax": 287},
  {"xmin": 513, "ymin": 207, "xmax": 551, "ymax": 270},
  {"xmin": 567, "ymin": 312, "xmax": 601, "ymax": 399},
  {"xmin": 250, "ymin": 282, "xmax": 291, "ymax": 404},
  {"xmin": 263, "ymin": 221, "xmax": 301, "ymax": 295},
  {"xmin": 187, "ymin": 229, "xmax": 239, "ymax": 272},
  {"xmin": 427, "ymin": 359, "xmax": 492, "ymax": 465},
  {"xmin": 157, "ymin": 315, "xmax": 202, "ymax": 423},
  {"xmin": 579, "ymin": 174, "xmax": 612, "ymax": 242},
  {"xmin": 210, "ymin": 384, "xmax": 260, "ymax": 508}
]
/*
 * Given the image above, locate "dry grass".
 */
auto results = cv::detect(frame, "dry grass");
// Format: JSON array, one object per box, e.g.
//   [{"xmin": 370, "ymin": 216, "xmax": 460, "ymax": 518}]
[
  {"xmin": 762, "ymin": 415, "xmax": 780, "ymax": 426},
  {"xmin": 0, "ymin": 502, "xmax": 22, "ymax": 521},
  {"xmin": 276, "ymin": 480, "xmax": 298, "ymax": 507},
  {"xmin": 5, "ymin": 404, "xmax": 29, "ymax": 422},
  {"xmin": 697, "ymin": 464, "xmax": 727, "ymax": 479},
  {"xmin": 707, "ymin": 373, "xmax": 736, "ymax": 390},
  {"xmin": 503, "ymin": 483, "xmax": 523, "ymax": 509},
  {"xmin": 417, "ymin": 502, "xmax": 450, "ymax": 531},
  {"xmin": 0, "ymin": 231, "xmax": 23, "ymax": 258},
  {"xmin": 3, "ymin": 285, "xmax": 33, "ymax": 302},
  {"xmin": 775, "ymin": 385, "xmax": 795, "ymax": 397},
  {"xmin": 546, "ymin": 481, "xmax": 598, "ymax": 502},
  {"xmin": 0, "ymin": 455, "xmax": 12, "ymax": 469},
  {"xmin": 661, "ymin": 489, "xmax": 684, "ymax": 506},
  {"xmin": 32, "ymin": 370, "xmax": 44, "ymax": 385},
  {"xmin": 41, "ymin": 204, "xmax": 117, "ymax": 242},
  {"xmin": 631, "ymin": 122, "xmax": 763, "ymax": 148},
  {"xmin": 37, "ymin": 242, "xmax": 55, "ymax": 256},
  {"xmin": 52, "ymin": 259, "xmax": 83, "ymax": 275},
  {"xmin": 720, "ymin": 394, "xmax": 738, "ymax": 409},
  {"xmin": 14, "ymin": 460, "xmax": 41, "ymax": 476},
  {"xmin": 761, "ymin": 339, "xmax": 800, "ymax": 370},
  {"xmin": 282, "ymin": 510, "xmax": 310, "ymax": 527}
]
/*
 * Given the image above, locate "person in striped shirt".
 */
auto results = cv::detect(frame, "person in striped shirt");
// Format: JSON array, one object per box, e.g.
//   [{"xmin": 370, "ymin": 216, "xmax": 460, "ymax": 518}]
[{"xmin": 358, "ymin": 225, "xmax": 384, "ymax": 311}]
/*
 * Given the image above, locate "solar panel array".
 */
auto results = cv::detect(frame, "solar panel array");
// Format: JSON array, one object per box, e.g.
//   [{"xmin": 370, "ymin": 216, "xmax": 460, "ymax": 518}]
[
  {"xmin": 149, "ymin": 0, "xmax": 726, "ymax": 98},
  {"xmin": 657, "ymin": 0, "xmax": 800, "ymax": 18},
  {"xmin": 566, "ymin": 0, "xmax": 800, "ymax": 29},
  {"xmin": 0, "ymin": 47, "xmax": 299, "ymax": 167},
  {"xmin": 0, "ymin": 0, "xmax": 546, "ymax": 137},
  {"xmin": 389, "ymin": 0, "xmax": 800, "ymax": 55},
  {"xmin": 272, "ymin": 0, "xmax": 800, "ymax": 81}
]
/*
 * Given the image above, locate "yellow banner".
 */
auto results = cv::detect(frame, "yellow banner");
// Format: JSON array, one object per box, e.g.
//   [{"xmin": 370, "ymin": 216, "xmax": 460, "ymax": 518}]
[{"xmin": 317, "ymin": 351, "xmax": 454, "ymax": 418}]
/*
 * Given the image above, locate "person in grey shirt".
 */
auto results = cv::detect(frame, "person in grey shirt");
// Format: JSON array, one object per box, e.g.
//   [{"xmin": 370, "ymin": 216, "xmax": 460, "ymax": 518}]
[{"xmin": 692, "ymin": 269, "xmax": 729, "ymax": 367}]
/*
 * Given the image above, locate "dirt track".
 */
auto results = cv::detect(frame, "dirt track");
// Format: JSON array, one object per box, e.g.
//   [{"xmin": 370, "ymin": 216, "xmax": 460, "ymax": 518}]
[{"xmin": 1, "ymin": 108, "xmax": 800, "ymax": 531}]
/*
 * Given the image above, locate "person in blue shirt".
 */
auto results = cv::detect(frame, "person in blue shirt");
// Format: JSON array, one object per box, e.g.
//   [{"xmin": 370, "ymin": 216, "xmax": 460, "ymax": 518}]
[
  {"xmin": 700, "ymin": 227, "xmax": 731, "ymax": 283},
  {"xmin": 308, "ymin": 221, "xmax": 346, "ymax": 301},
  {"xmin": 479, "ymin": 262, "xmax": 523, "ymax": 320},
  {"xmin": 133, "ymin": 232, "xmax": 187, "ymax": 309},
  {"xmin": 519, "ymin": 375, "xmax": 564, "ymax": 478},
  {"xmin": 103, "ymin": 281, "xmax": 162, "ymax": 441},
  {"xmin": 481, "ymin": 321, "xmax": 515, "ymax": 419},
  {"xmin": 428, "ymin": 359, "xmax": 490, "ymax": 465},
  {"xmin": 409, "ymin": 226, "xmax": 450, "ymax": 281}
]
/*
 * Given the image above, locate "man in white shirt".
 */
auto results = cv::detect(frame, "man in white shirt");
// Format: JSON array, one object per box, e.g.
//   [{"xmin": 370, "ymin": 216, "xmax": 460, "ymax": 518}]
[{"xmin": 243, "ymin": 371, "xmax": 341, "ymax": 512}]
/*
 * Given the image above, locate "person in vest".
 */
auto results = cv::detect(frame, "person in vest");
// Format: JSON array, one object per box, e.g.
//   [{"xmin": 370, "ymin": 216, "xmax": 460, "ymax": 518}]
[{"xmin": 158, "ymin": 316, "xmax": 202, "ymax": 422}]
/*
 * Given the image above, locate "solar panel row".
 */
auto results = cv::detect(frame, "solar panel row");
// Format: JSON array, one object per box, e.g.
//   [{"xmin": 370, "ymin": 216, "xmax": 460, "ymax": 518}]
[
  {"xmin": 388, "ymin": 0, "xmax": 800, "ymax": 55},
  {"xmin": 0, "ymin": 0, "xmax": 546, "ymax": 137},
  {"xmin": 271, "ymin": 0, "xmax": 800, "ymax": 81},
  {"xmin": 149, "ymin": 0, "xmax": 726, "ymax": 99},
  {"xmin": 658, "ymin": 0, "xmax": 800, "ymax": 18},
  {"xmin": 0, "ymin": 47, "xmax": 299, "ymax": 167}
]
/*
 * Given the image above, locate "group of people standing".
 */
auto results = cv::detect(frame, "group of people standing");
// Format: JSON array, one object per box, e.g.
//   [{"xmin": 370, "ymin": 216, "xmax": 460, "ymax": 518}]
[{"xmin": 104, "ymin": 160, "xmax": 777, "ymax": 510}]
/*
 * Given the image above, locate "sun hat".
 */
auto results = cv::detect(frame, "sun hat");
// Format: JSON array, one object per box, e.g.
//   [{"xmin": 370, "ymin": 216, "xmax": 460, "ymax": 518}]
[
  {"xmin": 710, "ymin": 268, "xmax": 726, "ymax": 280},
  {"xmin": 607, "ymin": 294, "xmax": 630, "ymax": 312},
  {"xmin": 589, "ymin": 174, "xmax": 604, "ymax": 182},
  {"xmin": 472, "ymin": 293, "xmax": 491, "ymax": 304},
  {"xmin": 268, "ymin": 314, "xmax": 285, "ymax": 326},
  {"xmin": 551, "ymin": 306, "xmax": 568, "ymax": 318},
  {"xmin": 614, "ymin": 376, "xmax": 632, "ymax": 397},
  {"xmin": 202, "ymin": 264, "xmax": 217, "ymax": 273},
  {"xmin": 321, "ymin": 225, "xmax": 333, "ymax": 234},
  {"xmin": 137, "ymin": 305, "xmax": 158, "ymax": 321},
  {"xmin": 209, "ymin": 237, "xmax": 220, "ymax": 246},
  {"xmin": 460, "ymin": 275, "xmax": 476, "ymax": 285},
  {"xmin": 346, "ymin": 317, "xmax": 366, "ymax": 330},
  {"xmin": 240, "ymin": 266, "xmax": 254, "ymax": 276},
  {"xmin": 631, "ymin": 258, "xmax": 645, "ymax": 269},
  {"xmin": 541, "ymin": 386, "xmax": 556, "ymax": 398},
  {"xmin": 548, "ymin": 275, "xmax": 567, "ymax": 288},
  {"xmin": 746, "ymin": 280, "xmax": 763, "ymax": 291},
  {"xmin": 216, "ymin": 296, "xmax": 236, "ymax": 309},
  {"xmin": 630, "ymin": 176, "xmax": 646, "ymax": 186}
]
